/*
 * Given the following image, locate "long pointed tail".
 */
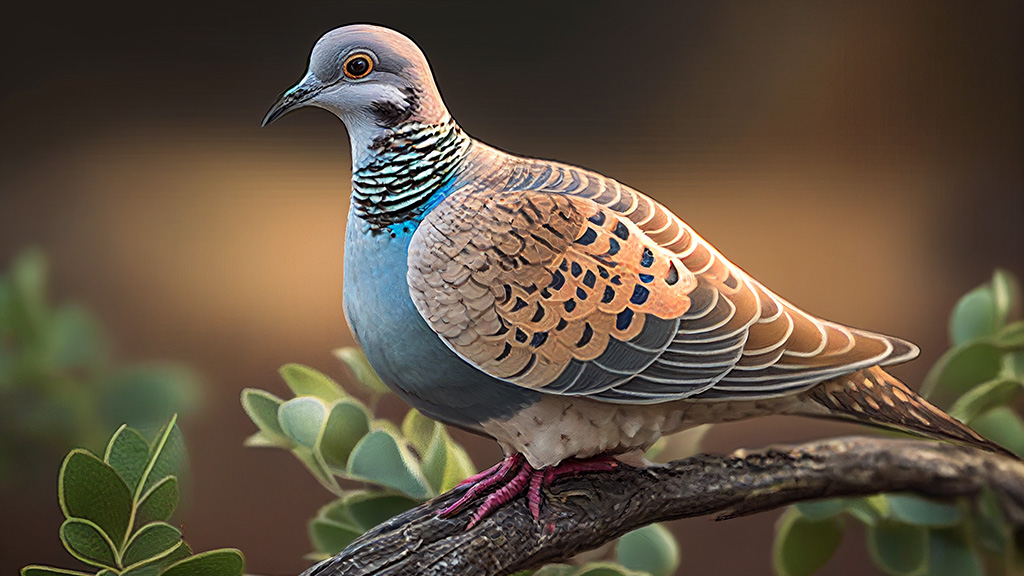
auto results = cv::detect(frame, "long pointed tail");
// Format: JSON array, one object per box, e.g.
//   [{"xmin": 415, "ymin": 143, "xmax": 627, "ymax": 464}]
[{"xmin": 799, "ymin": 366, "xmax": 1015, "ymax": 458}]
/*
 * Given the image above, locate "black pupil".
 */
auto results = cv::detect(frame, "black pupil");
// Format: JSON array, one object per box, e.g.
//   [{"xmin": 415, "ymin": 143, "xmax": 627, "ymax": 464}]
[{"xmin": 346, "ymin": 57, "xmax": 370, "ymax": 77}]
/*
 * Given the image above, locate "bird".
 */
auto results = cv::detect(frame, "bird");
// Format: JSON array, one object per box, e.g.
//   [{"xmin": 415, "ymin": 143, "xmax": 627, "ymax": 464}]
[{"xmin": 263, "ymin": 24, "xmax": 1009, "ymax": 529}]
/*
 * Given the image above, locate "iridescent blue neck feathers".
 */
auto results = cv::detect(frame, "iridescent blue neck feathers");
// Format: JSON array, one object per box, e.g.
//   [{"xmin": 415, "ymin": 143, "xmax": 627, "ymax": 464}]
[{"xmin": 352, "ymin": 120, "xmax": 471, "ymax": 233}]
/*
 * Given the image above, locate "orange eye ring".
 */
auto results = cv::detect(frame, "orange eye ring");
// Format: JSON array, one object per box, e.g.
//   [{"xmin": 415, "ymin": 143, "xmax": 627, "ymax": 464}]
[{"xmin": 343, "ymin": 54, "xmax": 374, "ymax": 79}]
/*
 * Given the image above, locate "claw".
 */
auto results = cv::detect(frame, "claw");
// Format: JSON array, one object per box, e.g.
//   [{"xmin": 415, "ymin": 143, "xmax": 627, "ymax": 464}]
[{"xmin": 438, "ymin": 453, "xmax": 622, "ymax": 529}]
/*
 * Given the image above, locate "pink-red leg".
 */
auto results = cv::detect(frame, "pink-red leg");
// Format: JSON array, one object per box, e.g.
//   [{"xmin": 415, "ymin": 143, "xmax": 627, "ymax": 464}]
[{"xmin": 440, "ymin": 453, "xmax": 621, "ymax": 529}]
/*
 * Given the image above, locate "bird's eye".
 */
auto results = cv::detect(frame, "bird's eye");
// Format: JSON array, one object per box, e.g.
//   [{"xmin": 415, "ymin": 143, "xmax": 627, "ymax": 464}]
[{"xmin": 343, "ymin": 54, "xmax": 373, "ymax": 79}]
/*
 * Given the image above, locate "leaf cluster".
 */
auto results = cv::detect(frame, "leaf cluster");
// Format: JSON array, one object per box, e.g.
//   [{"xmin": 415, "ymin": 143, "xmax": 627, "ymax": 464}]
[
  {"xmin": 773, "ymin": 270, "xmax": 1024, "ymax": 576},
  {"xmin": 242, "ymin": 349, "xmax": 683, "ymax": 575},
  {"xmin": 0, "ymin": 249, "xmax": 200, "ymax": 481},
  {"xmin": 21, "ymin": 416, "xmax": 244, "ymax": 576}
]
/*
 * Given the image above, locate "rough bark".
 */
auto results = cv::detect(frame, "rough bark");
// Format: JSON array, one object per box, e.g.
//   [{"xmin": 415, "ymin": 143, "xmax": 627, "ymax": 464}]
[{"xmin": 301, "ymin": 436, "xmax": 1024, "ymax": 576}]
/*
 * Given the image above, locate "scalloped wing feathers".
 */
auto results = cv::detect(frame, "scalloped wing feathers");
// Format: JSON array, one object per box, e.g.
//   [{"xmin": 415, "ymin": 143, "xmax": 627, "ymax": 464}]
[{"xmin": 408, "ymin": 156, "xmax": 918, "ymax": 403}]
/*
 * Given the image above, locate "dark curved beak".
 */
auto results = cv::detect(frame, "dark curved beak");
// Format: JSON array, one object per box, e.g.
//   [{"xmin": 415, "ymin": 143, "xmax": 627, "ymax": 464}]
[{"xmin": 262, "ymin": 75, "xmax": 324, "ymax": 127}]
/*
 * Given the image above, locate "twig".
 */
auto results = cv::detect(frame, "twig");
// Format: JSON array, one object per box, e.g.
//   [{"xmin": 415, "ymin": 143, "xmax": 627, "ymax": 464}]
[{"xmin": 301, "ymin": 436, "xmax": 1024, "ymax": 576}]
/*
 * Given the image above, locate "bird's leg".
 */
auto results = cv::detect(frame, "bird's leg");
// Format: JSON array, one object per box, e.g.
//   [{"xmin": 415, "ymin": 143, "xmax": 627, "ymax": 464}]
[
  {"xmin": 440, "ymin": 453, "xmax": 621, "ymax": 529},
  {"xmin": 440, "ymin": 453, "xmax": 525, "ymax": 517}
]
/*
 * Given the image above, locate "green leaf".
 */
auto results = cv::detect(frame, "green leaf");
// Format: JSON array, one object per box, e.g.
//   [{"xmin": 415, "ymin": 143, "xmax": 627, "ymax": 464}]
[
  {"xmin": 991, "ymin": 269, "xmax": 1021, "ymax": 329},
  {"xmin": 279, "ymin": 397, "xmax": 328, "ymax": 449},
  {"xmin": 972, "ymin": 488, "xmax": 1009, "ymax": 552},
  {"xmin": 104, "ymin": 425, "xmax": 152, "ymax": 495},
  {"xmin": 532, "ymin": 566, "xmax": 576, "ymax": 576},
  {"xmin": 401, "ymin": 409, "xmax": 438, "ymax": 456},
  {"xmin": 51, "ymin": 305, "xmax": 108, "ymax": 370},
  {"xmin": 339, "ymin": 491, "xmax": 419, "ymax": 530},
  {"xmin": 280, "ymin": 364, "xmax": 345, "ymax": 403},
  {"xmin": 59, "ymin": 449, "xmax": 133, "ymax": 545},
  {"xmin": 867, "ymin": 521, "xmax": 928, "ymax": 576},
  {"xmin": 847, "ymin": 494, "xmax": 890, "ymax": 526},
  {"xmin": 572, "ymin": 563, "xmax": 643, "ymax": 576},
  {"xmin": 292, "ymin": 446, "xmax": 342, "ymax": 495},
  {"xmin": 139, "ymin": 416, "xmax": 187, "ymax": 498},
  {"xmin": 921, "ymin": 342, "xmax": 1004, "ymax": 405},
  {"xmin": 927, "ymin": 528, "xmax": 983, "ymax": 576},
  {"xmin": 334, "ymin": 348, "xmax": 390, "ymax": 396},
  {"xmin": 21, "ymin": 567, "xmax": 94, "ymax": 576},
  {"xmin": 794, "ymin": 499, "xmax": 849, "ymax": 521},
  {"xmin": 947, "ymin": 378, "xmax": 1019, "ymax": 423},
  {"xmin": 60, "ymin": 518, "xmax": 118, "ymax": 569},
  {"xmin": 318, "ymin": 400, "xmax": 371, "ymax": 470},
  {"xmin": 969, "ymin": 407, "xmax": 1024, "ymax": 457},
  {"xmin": 122, "ymin": 522, "xmax": 182, "ymax": 567},
  {"xmin": 7, "ymin": 248, "xmax": 49, "ymax": 343},
  {"xmin": 136, "ymin": 476, "xmax": 179, "ymax": 525},
  {"xmin": 616, "ymin": 523, "xmax": 680, "ymax": 576},
  {"xmin": 420, "ymin": 426, "xmax": 451, "ymax": 495},
  {"xmin": 772, "ymin": 507, "xmax": 843, "ymax": 576},
  {"xmin": 309, "ymin": 517, "xmax": 363, "ymax": 556},
  {"xmin": 951, "ymin": 286, "xmax": 998, "ymax": 346},
  {"xmin": 886, "ymin": 494, "xmax": 962, "ymax": 527},
  {"xmin": 996, "ymin": 323, "xmax": 1024, "ymax": 349},
  {"xmin": 121, "ymin": 542, "xmax": 191, "ymax": 576},
  {"xmin": 443, "ymin": 440, "xmax": 477, "ymax": 491},
  {"xmin": 100, "ymin": 365, "xmax": 201, "ymax": 431},
  {"xmin": 158, "ymin": 548, "xmax": 244, "ymax": 576},
  {"xmin": 347, "ymin": 430, "xmax": 431, "ymax": 500},
  {"xmin": 240, "ymin": 388, "xmax": 287, "ymax": 444},
  {"xmin": 1003, "ymin": 350, "xmax": 1024, "ymax": 380}
]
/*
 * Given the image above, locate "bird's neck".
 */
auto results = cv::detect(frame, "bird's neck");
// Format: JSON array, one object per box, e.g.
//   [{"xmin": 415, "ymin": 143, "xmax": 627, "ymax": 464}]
[{"xmin": 350, "ymin": 118, "xmax": 471, "ymax": 234}]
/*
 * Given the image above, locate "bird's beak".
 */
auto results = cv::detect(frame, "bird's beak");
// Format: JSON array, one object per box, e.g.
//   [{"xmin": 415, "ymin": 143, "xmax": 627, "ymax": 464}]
[{"xmin": 262, "ymin": 75, "xmax": 324, "ymax": 127}]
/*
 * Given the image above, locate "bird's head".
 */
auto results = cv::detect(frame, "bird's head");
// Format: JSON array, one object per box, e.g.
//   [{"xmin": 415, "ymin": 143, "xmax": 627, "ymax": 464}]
[{"xmin": 262, "ymin": 25, "xmax": 449, "ymax": 138}]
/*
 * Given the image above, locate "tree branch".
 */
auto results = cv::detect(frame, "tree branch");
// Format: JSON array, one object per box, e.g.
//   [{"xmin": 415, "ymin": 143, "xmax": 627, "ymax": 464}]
[{"xmin": 301, "ymin": 436, "xmax": 1024, "ymax": 576}]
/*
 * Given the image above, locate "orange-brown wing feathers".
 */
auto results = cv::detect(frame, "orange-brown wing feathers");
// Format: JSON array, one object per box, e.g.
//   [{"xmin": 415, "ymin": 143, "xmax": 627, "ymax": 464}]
[
  {"xmin": 409, "ymin": 181, "xmax": 693, "ymax": 393},
  {"xmin": 408, "ymin": 159, "xmax": 918, "ymax": 403}
]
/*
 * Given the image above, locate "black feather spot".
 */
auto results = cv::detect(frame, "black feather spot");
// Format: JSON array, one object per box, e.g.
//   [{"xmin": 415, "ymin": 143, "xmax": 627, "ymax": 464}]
[
  {"xmin": 583, "ymin": 270, "xmax": 596, "ymax": 288},
  {"xmin": 511, "ymin": 297, "xmax": 528, "ymax": 312},
  {"xmin": 588, "ymin": 211, "xmax": 606, "ymax": 225},
  {"xmin": 577, "ymin": 323, "xmax": 594, "ymax": 347},
  {"xmin": 559, "ymin": 259, "xmax": 569, "ymax": 272},
  {"xmin": 607, "ymin": 238, "xmax": 621, "ymax": 256},
  {"xmin": 611, "ymin": 275, "xmax": 623, "ymax": 285},
  {"xmin": 639, "ymin": 273, "xmax": 654, "ymax": 283},
  {"xmin": 496, "ymin": 342, "xmax": 513, "ymax": 361},
  {"xmin": 556, "ymin": 318, "xmax": 568, "ymax": 330},
  {"xmin": 576, "ymin": 227, "xmax": 598, "ymax": 246},
  {"xmin": 500, "ymin": 284, "xmax": 512, "ymax": 303},
  {"xmin": 666, "ymin": 262, "xmax": 679, "ymax": 286},
  {"xmin": 613, "ymin": 221, "xmax": 629, "ymax": 240},
  {"xmin": 570, "ymin": 261, "xmax": 583, "ymax": 277},
  {"xmin": 576, "ymin": 287, "xmax": 588, "ymax": 300},
  {"xmin": 564, "ymin": 300, "xmax": 576, "ymax": 312},
  {"xmin": 640, "ymin": 247, "xmax": 654, "ymax": 267},
  {"xmin": 630, "ymin": 285, "xmax": 650, "ymax": 305},
  {"xmin": 723, "ymin": 274, "xmax": 739, "ymax": 289},
  {"xmin": 602, "ymin": 286, "xmax": 615, "ymax": 303},
  {"xmin": 531, "ymin": 303, "xmax": 545, "ymax": 323},
  {"xmin": 549, "ymin": 270, "xmax": 565, "ymax": 290},
  {"xmin": 616, "ymin": 308, "xmax": 634, "ymax": 331},
  {"xmin": 514, "ymin": 328, "xmax": 528, "ymax": 343},
  {"xmin": 530, "ymin": 331, "xmax": 548, "ymax": 347},
  {"xmin": 598, "ymin": 266, "xmax": 610, "ymax": 279}
]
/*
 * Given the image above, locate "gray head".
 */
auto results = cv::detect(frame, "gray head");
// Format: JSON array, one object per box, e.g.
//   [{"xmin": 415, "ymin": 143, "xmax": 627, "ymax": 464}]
[{"xmin": 263, "ymin": 25, "xmax": 450, "ymax": 139}]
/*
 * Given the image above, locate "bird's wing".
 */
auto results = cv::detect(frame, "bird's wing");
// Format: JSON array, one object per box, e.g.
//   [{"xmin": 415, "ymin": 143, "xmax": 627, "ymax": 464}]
[{"xmin": 408, "ymin": 160, "xmax": 917, "ymax": 403}]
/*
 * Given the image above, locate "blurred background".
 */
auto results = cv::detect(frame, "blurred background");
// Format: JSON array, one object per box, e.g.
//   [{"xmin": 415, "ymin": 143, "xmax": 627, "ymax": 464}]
[{"xmin": 1, "ymin": 1, "xmax": 1021, "ymax": 574}]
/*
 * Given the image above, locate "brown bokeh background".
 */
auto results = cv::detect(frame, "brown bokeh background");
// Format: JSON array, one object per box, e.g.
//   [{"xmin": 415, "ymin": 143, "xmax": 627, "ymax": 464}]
[{"xmin": 1, "ymin": 1, "xmax": 1021, "ymax": 574}]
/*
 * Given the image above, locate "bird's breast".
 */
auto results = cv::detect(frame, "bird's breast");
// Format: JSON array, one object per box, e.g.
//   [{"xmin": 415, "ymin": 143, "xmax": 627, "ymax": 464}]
[{"xmin": 342, "ymin": 209, "xmax": 540, "ymax": 431}]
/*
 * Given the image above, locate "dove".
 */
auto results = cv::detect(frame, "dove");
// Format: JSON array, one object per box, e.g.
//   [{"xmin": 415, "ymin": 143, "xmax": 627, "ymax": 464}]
[{"xmin": 263, "ymin": 24, "xmax": 1007, "ymax": 529}]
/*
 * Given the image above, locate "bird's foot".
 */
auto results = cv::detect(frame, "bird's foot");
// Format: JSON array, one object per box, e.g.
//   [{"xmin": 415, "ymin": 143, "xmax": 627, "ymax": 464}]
[{"xmin": 439, "ymin": 453, "xmax": 620, "ymax": 529}]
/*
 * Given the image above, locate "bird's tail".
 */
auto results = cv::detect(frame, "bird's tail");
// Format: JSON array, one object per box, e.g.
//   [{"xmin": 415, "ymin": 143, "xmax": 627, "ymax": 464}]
[{"xmin": 799, "ymin": 366, "xmax": 1015, "ymax": 458}]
